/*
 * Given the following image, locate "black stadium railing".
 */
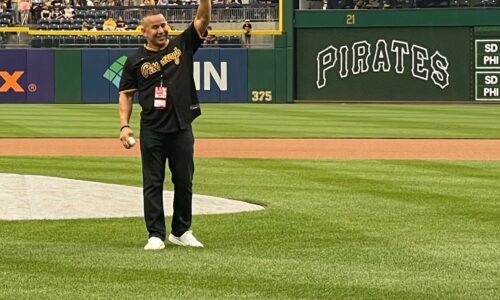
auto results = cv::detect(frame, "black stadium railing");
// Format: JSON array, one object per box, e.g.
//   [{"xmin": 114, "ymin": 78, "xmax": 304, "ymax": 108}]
[{"xmin": 29, "ymin": 34, "xmax": 242, "ymax": 48}]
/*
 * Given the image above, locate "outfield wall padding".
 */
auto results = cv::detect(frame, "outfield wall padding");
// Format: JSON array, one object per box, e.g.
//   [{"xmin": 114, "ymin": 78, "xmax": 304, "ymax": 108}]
[
  {"xmin": 296, "ymin": 27, "xmax": 472, "ymax": 101},
  {"xmin": 108, "ymin": 49, "xmax": 135, "ymax": 103},
  {"xmin": 54, "ymin": 49, "xmax": 82, "ymax": 104},
  {"xmin": 220, "ymin": 49, "xmax": 248, "ymax": 103},
  {"xmin": 248, "ymin": 49, "xmax": 276, "ymax": 103},
  {"xmin": 194, "ymin": 48, "xmax": 220, "ymax": 103},
  {"xmin": 0, "ymin": 49, "xmax": 27, "ymax": 103},
  {"xmin": 82, "ymin": 49, "xmax": 110, "ymax": 103},
  {"xmin": 0, "ymin": 48, "xmax": 260, "ymax": 104},
  {"xmin": 27, "ymin": 49, "xmax": 54, "ymax": 104}
]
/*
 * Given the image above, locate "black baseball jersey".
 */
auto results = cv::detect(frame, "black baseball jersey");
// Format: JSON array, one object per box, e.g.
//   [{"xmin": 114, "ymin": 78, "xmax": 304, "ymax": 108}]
[{"xmin": 119, "ymin": 23, "xmax": 207, "ymax": 133}]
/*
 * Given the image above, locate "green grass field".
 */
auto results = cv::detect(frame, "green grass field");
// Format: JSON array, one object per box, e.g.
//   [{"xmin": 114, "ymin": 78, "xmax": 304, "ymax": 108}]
[
  {"xmin": 0, "ymin": 104, "xmax": 499, "ymax": 138},
  {"xmin": 0, "ymin": 104, "xmax": 499, "ymax": 299}
]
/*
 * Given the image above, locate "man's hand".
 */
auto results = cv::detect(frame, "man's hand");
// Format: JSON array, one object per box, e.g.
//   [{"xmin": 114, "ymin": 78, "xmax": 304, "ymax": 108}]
[{"xmin": 120, "ymin": 127, "xmax": 135, "ymax": 149}]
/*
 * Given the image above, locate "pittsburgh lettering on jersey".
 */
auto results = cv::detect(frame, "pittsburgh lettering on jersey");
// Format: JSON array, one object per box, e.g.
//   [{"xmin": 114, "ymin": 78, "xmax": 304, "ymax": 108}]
[
  {"xmin": 160, "ymin": 47, "xmax": 182, "ymax": 66},
  {"xmin": 316, "ymin": 39, "xmax": 450, "ymax": 90},
  {"xmin": 141, "ymin": 47, "xmax": 183, "ymax": 78}
]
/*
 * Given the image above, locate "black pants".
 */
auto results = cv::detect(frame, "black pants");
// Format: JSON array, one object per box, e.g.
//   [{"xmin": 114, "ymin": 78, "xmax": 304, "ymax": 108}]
[{"xmin": 140, "ymin": 128, "xmax": 195, "ymax": 240}]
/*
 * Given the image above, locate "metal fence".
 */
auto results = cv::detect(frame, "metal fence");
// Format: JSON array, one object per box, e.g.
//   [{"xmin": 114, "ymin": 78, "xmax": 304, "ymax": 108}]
[{"xmin": 80, "ymin": 4, "xmax": 278, "ymax": 24}]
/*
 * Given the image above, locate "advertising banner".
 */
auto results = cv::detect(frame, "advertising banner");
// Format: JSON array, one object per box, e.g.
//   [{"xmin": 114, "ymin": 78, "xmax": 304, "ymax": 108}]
[
  {"xmin": 220, "ymin": 48, "xmax": 248, "ymax": 103},
  {"xmin": 0, "ymin": 49, "xmax": 27, "ymax": 103},
  {"xmin": 108, "ymin": 49, "xmax": 135, "ymax": 103},
  {"xmin": 194, "ymin": 48, "xmax": 221, "ymax": 103},
  {"xmin": 26, "ymin": 49, "xmax": 55, "ymax": 103},
  {"xmin": 82, "ymin": 49, "xmax": 110, "ymax": 103}
]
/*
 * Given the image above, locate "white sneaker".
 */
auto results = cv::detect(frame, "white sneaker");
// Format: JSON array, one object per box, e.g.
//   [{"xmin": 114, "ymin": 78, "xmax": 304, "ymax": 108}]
[
  {"xmin": 168, "ymin": 231, "xmax": 204, "ymax": 247},
  {"xmin": 144, "ymin": 237, "xmax": 165, "ymax": 250}
]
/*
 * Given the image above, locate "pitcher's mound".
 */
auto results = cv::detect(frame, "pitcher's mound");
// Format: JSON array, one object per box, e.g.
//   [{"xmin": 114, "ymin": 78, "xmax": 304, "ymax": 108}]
[{"xmin": 0, "ymin": 173, "xmax": 263, "ymax": 221}]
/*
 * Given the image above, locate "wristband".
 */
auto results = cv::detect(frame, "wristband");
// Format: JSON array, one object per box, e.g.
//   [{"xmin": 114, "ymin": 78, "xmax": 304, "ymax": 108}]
[{"xmin": 120, "ymin": 125, "xmax": 130, "ymax": 132}]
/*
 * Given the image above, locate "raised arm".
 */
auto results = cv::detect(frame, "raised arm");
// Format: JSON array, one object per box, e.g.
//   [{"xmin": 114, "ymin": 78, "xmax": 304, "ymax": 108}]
[{"xmin": 194, "ymin": 0, "xmax": 211, "ymax": 36}]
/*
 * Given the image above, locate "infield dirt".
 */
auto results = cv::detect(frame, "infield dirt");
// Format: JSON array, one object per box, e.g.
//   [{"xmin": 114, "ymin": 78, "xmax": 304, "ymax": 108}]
[{"xmin": 1, "ymin": 138, "xmax": 500, "ymax": 160}]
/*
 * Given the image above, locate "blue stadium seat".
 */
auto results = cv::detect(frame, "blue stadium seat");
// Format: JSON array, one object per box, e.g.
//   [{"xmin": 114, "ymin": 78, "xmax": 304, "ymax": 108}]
[
  {"xmin": 31, "ymin": 36, "xmax": 42, "ymax": 48},
  {"xmin": 96, "ymin": 36, "xmax": 107, "ymax": 47},
  {"xmin": 41, "ymin": 36, "xmax": 53, "ymax": 48},
  {"xmin": 96, "ymin": 11, "xmax": 108, "ymax": 19},
  {"xmin": 48, "ymin": 24, "xmax": 60, "ymax": 30},
  {"xmin": 107, "ymin": 35, "xmax": 120, "ymax": 48},
  {"xmin": 61, "ymin": 36, "xmax": 75, "ymax": 47},
  {"xmin": 52, "ymin": 36, "xmax": 61, "ymax": 48},
  {"xmin": 70, "ymin": 23, "xmax": 81, "ymax": 30},
  {"xmin": 74, "ymin": 11, "xmax": 85, "ymax": 19},
  {"xmin": 119, "ymin": 35, "xmax": 130, "ymax": 46},
  {"xmin": 75, "ymin": 36, "xmax": 88, "ymax": 46},
  {"xmin": 60, "ymin": 24, "xmax": 71, "ymax": 30}
]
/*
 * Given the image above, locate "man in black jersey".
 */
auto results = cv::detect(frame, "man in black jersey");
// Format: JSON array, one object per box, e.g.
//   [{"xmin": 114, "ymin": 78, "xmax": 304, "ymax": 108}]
[{"xmin": 118, "ymin": 3, "xmax": 211, "ymax": 250}]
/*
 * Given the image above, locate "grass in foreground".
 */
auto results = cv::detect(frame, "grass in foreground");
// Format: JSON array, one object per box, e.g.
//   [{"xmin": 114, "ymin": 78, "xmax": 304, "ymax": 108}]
[
  {"xmin": 0, "ymin": 156, "xmax": 499, "ymax": 299},
  {"xmin": 0, "ymin": 104, "xmax": 499, "ymax": 138}
]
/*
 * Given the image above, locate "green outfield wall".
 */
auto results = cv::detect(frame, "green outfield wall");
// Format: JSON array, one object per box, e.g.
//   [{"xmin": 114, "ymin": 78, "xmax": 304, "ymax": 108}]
[
  {"xmin": 293, "ymin": 8, "xmax": 500, "ymax": 102},
  {"xmin": 54, "ymin": 49, "xmax": 82, "ymax": 104},
  {"xmin": 296, "ymin": 27, "xmax": 471, "ymax": 101}
]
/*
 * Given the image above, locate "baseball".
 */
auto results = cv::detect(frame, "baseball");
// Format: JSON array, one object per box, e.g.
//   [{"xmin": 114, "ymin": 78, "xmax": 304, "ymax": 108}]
[{"xmin": 127, "ymin": 136, "xmax": 136, "ymax": 147}]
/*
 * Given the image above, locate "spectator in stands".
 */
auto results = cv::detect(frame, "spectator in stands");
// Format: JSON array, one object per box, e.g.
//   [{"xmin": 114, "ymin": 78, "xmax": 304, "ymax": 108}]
[
  {"xmin": 355, "ymin": 0, "xmax": 366, "ymax": 8},
  {"xmin": 63, "ymin": 3, "xmax": 74, "ymax": 19},
  {"xmin": 40, "ymin": 5, "xmax": 51, "ymax": 19},
  {"xmin": 19, "ymin": 0, "xmax": 31, "ymax": 25},
  {"xmin": 86, "ymin": 0, "xmax": 94, "ymax": 5},
  {"xmin": 242, "ymin": 19, "xmax": 251, "ymax": 48},
  {"xmin": 156, "ymin": 0, "xmax": 168, "ymax": 5},
  {"xmin": 203, "ymin": 25, "xmax": 217, "ymax": 47},
  {"xmin": 52, "ymin": 0, "xmax": 62, "ymax": 9},
  {"xmin": 11, "ymin": 0, "xmax": 20, "ymax": 23},
  {"xmin": 51, "ymin": 6, "xmax": 64, "ymax": 19},
  {"xmin": 103, "ymin": 15, "xmax": 116, "ymax": 30},
  {"xmin": 31, "ymin": 1, "xmax": 45, "ymax": 23},
  {"xmin": 115, "ymin": 14, "xmax": 127, "ymax": 30}
]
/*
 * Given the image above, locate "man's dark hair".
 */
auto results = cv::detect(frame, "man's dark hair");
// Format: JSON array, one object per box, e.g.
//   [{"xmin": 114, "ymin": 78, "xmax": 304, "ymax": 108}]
[{"xmin": 141, "ymin": 10, "xmax": 164, "ymax": 26}]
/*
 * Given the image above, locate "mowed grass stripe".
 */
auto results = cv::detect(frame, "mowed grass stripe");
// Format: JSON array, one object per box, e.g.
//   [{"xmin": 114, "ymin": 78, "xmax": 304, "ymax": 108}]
[
  {"xmin": 0, "ymin": 104, "xmax": 499, "ymax": 138},
  {"xmin": 0, "ymin": 156, "xmax": 498, "ymax": 299}
]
